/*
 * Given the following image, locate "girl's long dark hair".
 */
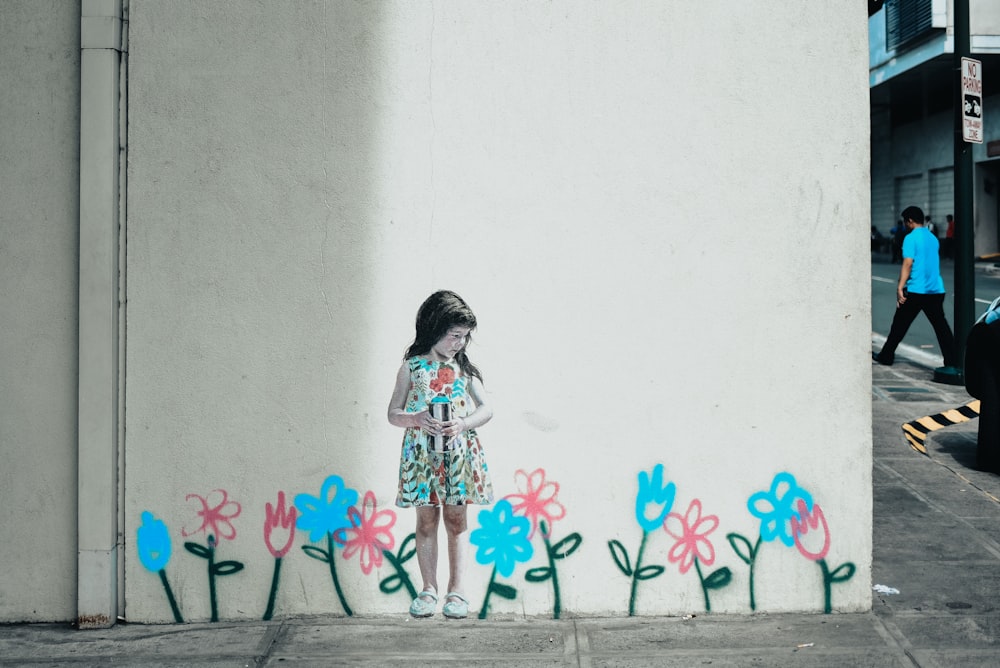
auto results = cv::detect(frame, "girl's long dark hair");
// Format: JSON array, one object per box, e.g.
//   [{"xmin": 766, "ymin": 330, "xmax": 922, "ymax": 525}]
[{"xmin": 405, "ymin": 290, "xmax": 483, "ymax": 383}]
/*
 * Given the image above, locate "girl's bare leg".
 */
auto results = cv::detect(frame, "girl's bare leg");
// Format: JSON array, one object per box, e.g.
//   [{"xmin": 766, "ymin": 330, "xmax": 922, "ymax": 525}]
[
  {"xmin": 415, "ymin": 506, "xmax": 441, "ymax": 599},
  {"xmin": 443, "ymin": 504, "xmax": 469, "ymax": 597}
]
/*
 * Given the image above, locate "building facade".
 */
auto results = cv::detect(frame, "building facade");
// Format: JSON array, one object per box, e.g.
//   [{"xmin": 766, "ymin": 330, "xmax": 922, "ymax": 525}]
[
  {"xmin": 2, "ymin": 1, "xmax": 873, "ymax": 625},
  {"xmin": 870, "ymin": 0, "xmax": 1000, "ymax": 255}
]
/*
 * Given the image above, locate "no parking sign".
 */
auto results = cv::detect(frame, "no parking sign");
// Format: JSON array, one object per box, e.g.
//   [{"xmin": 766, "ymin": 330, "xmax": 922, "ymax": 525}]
[{"xmin": 962, "ymin": 57, "xmax": 983, "ymax": 144}]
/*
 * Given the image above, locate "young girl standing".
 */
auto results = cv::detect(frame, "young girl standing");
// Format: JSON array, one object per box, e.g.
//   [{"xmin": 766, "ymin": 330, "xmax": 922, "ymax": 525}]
[{"xmin": 387, "ymin": 290, "xmax": 494, "ymax": 619}]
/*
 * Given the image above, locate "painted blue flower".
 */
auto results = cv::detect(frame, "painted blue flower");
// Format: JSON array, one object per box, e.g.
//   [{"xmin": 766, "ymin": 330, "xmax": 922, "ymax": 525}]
[
  {"xmin": 470, "ymin": 499, "xmax": 534, "ymax": 577},
  {"xmin": 635, "ymin": 463, "xmax": 676, "ymax": 532},
  {"xmin": 748, "ymin": 472, "xmax": 813, "ymax": 547},
  {"xmin": 294, "ymin": 475, "xmax": 360, "ymax": 543},
  {"xmin": 417, "ymin": 482, "xmax": 430, "ymax": 502},
  {"xmin": 137, "ymin": 511, "xmax": 172, "ymax": 572}
]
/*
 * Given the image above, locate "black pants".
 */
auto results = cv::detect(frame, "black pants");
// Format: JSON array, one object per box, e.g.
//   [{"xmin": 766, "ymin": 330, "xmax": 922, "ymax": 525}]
[{"xmin": 876, "ymin": 292, "xmax": 957, "ymax": 367}]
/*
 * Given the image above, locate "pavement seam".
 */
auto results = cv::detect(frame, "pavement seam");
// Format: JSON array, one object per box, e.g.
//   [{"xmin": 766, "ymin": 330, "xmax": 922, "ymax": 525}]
[
  {"xmin": 923, "ymin": 458, "xmax": 1000, "ymax": 506},
  {"xmin": 572, "ymin": 619, "xmax": 590, "ymax": 668},
  {"xmin": 870, "ymin": 612, "xmax": 927, "ymax": 668},
  {"xmin": 252, "ymin": 621, "xmax": 283, "ymax": 666}
]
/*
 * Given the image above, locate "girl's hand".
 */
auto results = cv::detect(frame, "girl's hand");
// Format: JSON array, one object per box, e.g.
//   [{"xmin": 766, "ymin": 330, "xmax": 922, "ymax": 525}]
[
  {"xmin": 419, "ymin": 410, "xmax": 440, "ymax": 435},
  {"xmin": 440, "ymin": 417, "xmax": 466, "ymax": 439}
]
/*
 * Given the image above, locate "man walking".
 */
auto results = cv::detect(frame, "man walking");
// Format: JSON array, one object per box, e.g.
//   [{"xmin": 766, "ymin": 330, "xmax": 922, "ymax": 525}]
[{"xmin": 873, "ymin": 205, "xmax": 958, "ymax": 368}]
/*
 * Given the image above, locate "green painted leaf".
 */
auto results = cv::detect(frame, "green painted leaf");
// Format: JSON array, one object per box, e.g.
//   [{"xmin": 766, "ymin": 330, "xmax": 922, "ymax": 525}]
[
  {"xmin": 703, "ymin": 566, "xmax": 732, "ymax": 590},
  {"xmin": 635, "ymin": 564, "xmax": 665, "ymax": 581},
  {"xmin": 491, "ymin": 582, "xmax": 518, "ymax": 600},
  {"xmin": 525, "ymin": 566, "xmax": 552, "ymax": 583},
  {"xmin": 397, "ymin": 533, "xmax": 416, "ymax": 563},
  {"xmin": 379, "ymin": 574, "xmax": 405, "ymax": 594},
  {"xmin": 726, "ymin": 533, "xmax": 754, "ymax": 565},
  {"xmin": 551, "ymin": 533, "xmax": 582, "ymax": 560},
  {"xmin": 184, "ymin": 542, "xmax": 210, "ymax": 560},
  {"xmin": 608, "ymin": 540, "xmax": 633, "ymax": 576},
  {"xmin": 302, "ymin": 545, "xmax": 331, "ymax": 563},
  {"xmin": 829, "ymin": 562, "xmax": 856, "ymax": 583},
  {"xmin": 212, "ymin": 560, "xmax": 245, "ymax": 576}
]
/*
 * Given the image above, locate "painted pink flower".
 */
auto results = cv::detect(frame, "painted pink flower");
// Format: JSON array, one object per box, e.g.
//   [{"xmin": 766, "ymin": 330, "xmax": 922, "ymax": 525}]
[
  {"xmin": 504, "ymin": 468, "xmax": 567, "ymax": 539},
  {"xmin": 790, "ymin": 499, "xmax": 831, "ymax": 561},
  {"xmin": 663, "ymin": 499, "xmax": 719, "ymax": 574},
  {"xmin": 182, "ymin": 489, "xmax": 241, "ymax": 541},
  {"xmin": 336, "ymin": 491, "xmax": 397, "ymax": 575},
  {"xmin": 264, "ymin": 491, "xmax": 298, "ymax": 558}
]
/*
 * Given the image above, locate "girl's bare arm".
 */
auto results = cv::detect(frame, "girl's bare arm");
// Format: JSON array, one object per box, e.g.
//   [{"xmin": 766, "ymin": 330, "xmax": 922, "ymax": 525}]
[
  {"xmin": 387, "ymin": 362, "xmax": 423, "ymax": 429},
  {"xmin": 451, "ymin": 376, "xmax": 492, "ymax": 435}
]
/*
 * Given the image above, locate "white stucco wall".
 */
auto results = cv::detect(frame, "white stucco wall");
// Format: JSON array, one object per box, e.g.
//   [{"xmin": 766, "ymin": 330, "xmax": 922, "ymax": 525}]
[
  {"xmin": 0, "ymin": 0, "xmax": 81, "ymax": 622},
  {"xmin": 124, "ymin": 0, "xmax": 872, "ymax": 621}
]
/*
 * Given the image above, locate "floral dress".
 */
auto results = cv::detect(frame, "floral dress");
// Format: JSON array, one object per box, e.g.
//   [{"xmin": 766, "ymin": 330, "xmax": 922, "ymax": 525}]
[{"xmin": 396, "ymin": 357, "xmax": 494, "ymax": 507}]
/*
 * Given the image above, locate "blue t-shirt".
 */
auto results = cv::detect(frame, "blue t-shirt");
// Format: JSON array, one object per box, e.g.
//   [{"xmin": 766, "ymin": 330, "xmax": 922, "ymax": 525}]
[{"xmin": 902, "ymin": 226, "xmax": 944, "ymax": 294}]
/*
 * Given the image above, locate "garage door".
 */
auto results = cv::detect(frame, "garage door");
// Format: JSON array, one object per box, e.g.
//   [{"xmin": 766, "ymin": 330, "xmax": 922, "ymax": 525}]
[
  {"xmin": 894, "ymin": 173, "xmax": 924, "ymax": 222},
  {"xmin": 929, "ymin": 167, "xmax": 954, "ymax": 236}
]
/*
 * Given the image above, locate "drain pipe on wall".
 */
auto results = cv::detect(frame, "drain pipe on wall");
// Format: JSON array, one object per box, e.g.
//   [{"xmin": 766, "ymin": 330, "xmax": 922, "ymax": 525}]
[{"xmin": 78, "ymin": 0, "xmax": 125, "ymax": 629}]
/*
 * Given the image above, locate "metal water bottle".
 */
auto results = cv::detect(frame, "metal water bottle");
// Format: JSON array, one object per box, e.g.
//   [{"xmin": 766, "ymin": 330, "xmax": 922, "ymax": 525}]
[{"xmin": 429, "ymin": 395, "xmax": 452, "ymax": 452}]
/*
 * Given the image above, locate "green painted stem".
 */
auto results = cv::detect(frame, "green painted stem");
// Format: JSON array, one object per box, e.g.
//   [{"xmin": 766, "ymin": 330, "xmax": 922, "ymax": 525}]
[
  {"xmin": 382, "ymin": 550, "xmax": 417, "ymax": 599},
  {"xmin": 542, "ymin": 529, "xmax": 561, "ymax": 619},
  {"xmin": 263, "ymin": 557, "xmax": 282, "ymax": 621},
  {"xmin": 326, "ymin": 532, "xmax": 353, "ymax": 616},
  {"xmin": 694, "ymin": 558, "xmax": 711, "ymax": 612},
  {"xmin": 207, "ymin": 540, "xmax": 218, "ymax": 622},
  {"xmin": 749, "ymin": 535, "xmax": 761, "ymax": 611},
  {"xmin": 628, "ymin": 531, "xmax": 649, "ymax": 617},
  {"xmin": 478, "ymin": 566, "xmax": 498, "ymax": 620},
  {"xmin": 819, "ymin": 558, "xmax": 832, "ymax": 614},
  {"xmin": 382, "ymin": 548, "xmax": 418, "ymax": 600},
  {"xmin": 158, "ymin": 569, "xmax": 183, "ymax": 623}
]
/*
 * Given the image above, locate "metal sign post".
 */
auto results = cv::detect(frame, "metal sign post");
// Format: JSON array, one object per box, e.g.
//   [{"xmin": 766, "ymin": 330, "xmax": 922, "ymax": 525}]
[{"xmin": 946, "ymin": 0, "xmax": 976, "ymax": 385}]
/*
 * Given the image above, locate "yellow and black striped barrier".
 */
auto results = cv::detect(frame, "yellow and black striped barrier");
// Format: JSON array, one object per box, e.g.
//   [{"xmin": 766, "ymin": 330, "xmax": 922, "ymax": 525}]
[{"xmin": 902, "ymin": 400, "xmax": 981, "ymax": 454}]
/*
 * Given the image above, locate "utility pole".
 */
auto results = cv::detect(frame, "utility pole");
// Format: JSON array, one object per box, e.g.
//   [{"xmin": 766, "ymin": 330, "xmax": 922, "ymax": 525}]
[{"xmin": 939, "ymin": 0, "xmax": 976, "ymax": 384}]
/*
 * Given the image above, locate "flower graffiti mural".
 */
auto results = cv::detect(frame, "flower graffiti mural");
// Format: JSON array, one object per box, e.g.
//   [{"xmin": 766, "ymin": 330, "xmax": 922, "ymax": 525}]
[
  {"xmin": 728, "ymin": 471, "xmax": 855, "ymax": 613},
  {"xmin": 138, "ymin": 475, "xmax": 417, "ymax": 622},
  {"xmin": 136, "ymin": 511, "xmax": 183, "ymax": 623},
  {"xmin": 334, "ymin": 490, "xmax": 420, "ymax": 604},
  {"xmin": 470, "ymin": 498, "xmax": 534, "ymax": 619},
  {"xmin": 335, "ymin": 490, "xmax": 397, "ymax": 575},
  {"xmin": 504, "ymin": 468, "xmax": 581, "ymax": 619},
  {"xmin": 294, "ymin": 475, "xmax": 359, "ymax": 616},
  {"xmin": 182, "ymin": 489, "xmax": 245, "ymax": 622},
  {"xmin": 134, "ymin": 465, "xmax": 858, "ymax": 622},
  {"xmin": 663, "ymin": 498, "xmax": 731, "ymax": 612},
  {"xmin": 608, "ymin": 463, "xmax": 675, "ymax": 616},
  {"xmin": 262, "ymin": 491, "xmax": 297, "ymax": 620},
  {"xmin": 790, "ymin": 499, "xmax": 854, "ymax": 613}
]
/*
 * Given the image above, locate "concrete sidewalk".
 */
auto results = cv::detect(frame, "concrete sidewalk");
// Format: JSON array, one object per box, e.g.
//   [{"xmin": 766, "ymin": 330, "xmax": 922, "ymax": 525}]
[{"xmin": 2, "ymin": 355, "xmax": 999, "ymax": 666}]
